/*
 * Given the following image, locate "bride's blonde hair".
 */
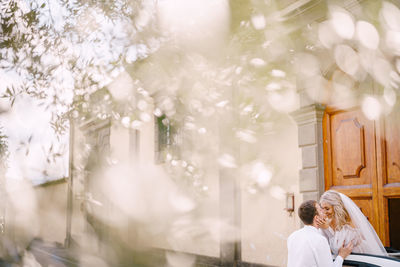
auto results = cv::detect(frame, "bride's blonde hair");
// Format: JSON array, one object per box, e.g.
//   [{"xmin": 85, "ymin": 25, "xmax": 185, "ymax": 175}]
[{"xmin": 320, "ymin": 190, "xmax": 352, "ymax": 231}]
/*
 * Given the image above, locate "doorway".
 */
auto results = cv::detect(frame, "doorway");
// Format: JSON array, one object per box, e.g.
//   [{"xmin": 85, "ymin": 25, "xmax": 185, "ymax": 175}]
[
  {"xmin": 388, "ymin": 199, "xmax": 400, "ymax": 250},
  {"xmin": 323, "ymin": 106, "xmax": 400, "ymax": 246}
]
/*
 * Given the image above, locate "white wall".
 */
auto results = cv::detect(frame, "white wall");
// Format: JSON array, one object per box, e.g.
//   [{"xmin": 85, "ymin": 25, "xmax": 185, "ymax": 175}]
[
  {"xmin": 127, "ymin": 114, "xmax": 303, "ymax": 265},
  {"xmin": 109, "ymin": 117, "xmax": 221, "ymax": 258},
  {"xmin": 66, "ymin": 106, "xmax": 302, "ymax": 266},
  {"xmin": 241, "ymin": 115, "xmax": 302, "ymax": 266}
]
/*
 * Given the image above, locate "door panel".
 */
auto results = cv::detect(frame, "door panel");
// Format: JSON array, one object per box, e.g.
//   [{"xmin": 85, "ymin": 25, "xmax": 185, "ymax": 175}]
[
  {"xmin": 352, "ymin": 197, "xmax": 375, "ymax": 228},
  {"xmin": 378, "ymin": 106, "xmax": 400, "ymax": 245},
  {"xmin": 329, "ymin": 110, "xmax": 375, "ymax": 187},
  {"xmin": 323, "ymin": 108, "xmax": 380, "ymax": 240},
  {"xmin": 384, "ymin": 109, "xmax": 400, "ymax": 185}
]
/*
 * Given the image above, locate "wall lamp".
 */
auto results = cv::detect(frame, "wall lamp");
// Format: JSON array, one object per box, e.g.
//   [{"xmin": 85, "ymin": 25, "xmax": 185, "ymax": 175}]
[{"xmin": 285, "ymin": 193, "xmax": 295, "ymax": 216}]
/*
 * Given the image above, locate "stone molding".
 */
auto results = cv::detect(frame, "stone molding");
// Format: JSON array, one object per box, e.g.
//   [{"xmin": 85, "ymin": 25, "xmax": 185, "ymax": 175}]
[
  {"xmin": 290, "ymin": 104, "xmax": 326, "ymax": 200},
  {"xmin": 290, "ymin": 104, "xmax": 325, "ymax": 126}
]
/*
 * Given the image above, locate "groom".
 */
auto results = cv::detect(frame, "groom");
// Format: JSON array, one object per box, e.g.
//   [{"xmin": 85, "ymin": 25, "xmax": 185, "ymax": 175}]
[{"xmin": 287, "ymin": 200, "xmax": 353, "ymax": 267}]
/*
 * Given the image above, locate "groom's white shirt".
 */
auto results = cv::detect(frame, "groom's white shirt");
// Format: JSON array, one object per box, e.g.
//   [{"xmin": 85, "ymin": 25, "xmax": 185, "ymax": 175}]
[{"xmin": 287, "ymin": 225, "xmax": 344, "ymax": 267}]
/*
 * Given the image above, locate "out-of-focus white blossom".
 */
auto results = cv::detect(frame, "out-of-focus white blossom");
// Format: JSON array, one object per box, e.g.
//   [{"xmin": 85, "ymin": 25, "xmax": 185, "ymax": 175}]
[
  {"xmin": 169, "ymin": 194, "xmax": 196, "ymax": 213},
  {"xmin": 251, "ymin": 14, "xmax": 266, "ymax": 30},
  {"xmin": 334, "ymin": 44, "xmax": 359, "ymax": 77},
  {"xmin": 218, "ymin": 153, "xmax": 237, "ymax": 168},
  {"xmin": 269, "ymin": 186, "xmax": 286, "ymax": 201},
  {"xmin": 121, "ymin": 116, "xmax": 130, "ymax": 128},
  {"xmin": 216, "ymin": 100, "xmax": 229, "ymax": 108},
  {"xmin": 108, "ymin": 71, "xmax": 134, "ymax": 101},
  {"xmin": 330, "ymin": 6, "xmax": 355, "ymax": 39},
  {"xmin": 380, "ymin": 2, "xmax": 400, "ymax": 31},
  {"xmin": 385, "ymin": 30, "xmax": 400, "ymax": 55},
  {"xmin": 384, "ymin": 87, "xmax": 396, "ymax": 107},
  {"xmin": 126, "ymin": 45, "xmax": 138, "ymax": 64},
  {"xmin": 250, "ymin": 58, "xmax": 266, "ymax": 68},
  {"xmin": 139, "ymin": 112, "xmax": 151, "ymax": 122},
  {"xmin": 372, "ymin": 57, "xmax": 392, "ymax": 87},
  {"xmin": 251, "ymin": 162, "xmax": 272, "ymax": 188},
  {"xmin": 267, "ymin": 90, "xmax": 298, "ymax": 112},
  {"xmin": 271, "ymin": 69, "xmax": 286, "ymax": 78},
  {"xmin": 356, "ymin": 21, "xmax": 380, "ymax": 50},
  {"xmin": 157, "ymin": 0, "xmax": 230, "ymax": 54},
  {"xmin": 130, "ymin": 120, "xmax": 143, "ymax": 129},
  {"xmin": 318, "ymin": 20, "xmax": 341, "ymax": 48},
  {"xmin": 242, "ymin": 104, "xmax": 254, "ymax": 115},
  {"xmin": 236, "ymin": 129, "xmax": 257, "ymax": 143},
  {"xmin": 362, "ymin": 96, "xmax": 381, "ymax": 120},
  {"xmin": 266, "ymin": 82, "xmax": 281, "ymax": 91},
  {"xmin": 247, "ymin": 185, "xmax": 258, "ymax": 195},
  {"xmin": 137, "ymin": 100, "xmax": 148, "ymax": 111},
  {"xmin": 198, "ymin": 127, "xmax": 207, "ymax": 134}
]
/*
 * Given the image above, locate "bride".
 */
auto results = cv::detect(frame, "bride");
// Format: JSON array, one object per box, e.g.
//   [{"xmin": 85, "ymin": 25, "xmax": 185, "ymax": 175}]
[{"xmin": 317, "ymin": 190, "xmax": 387, "ymax": 256}]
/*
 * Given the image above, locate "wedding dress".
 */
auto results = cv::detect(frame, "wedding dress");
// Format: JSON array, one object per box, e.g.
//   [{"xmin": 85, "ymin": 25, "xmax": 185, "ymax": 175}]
[
  {"xmin": 320, "ymin": 192, "xmax": 387, "ymax": 256},
  {"xmin": 320, "ymin": 225, "xmax": 363, "ymax": 255}
]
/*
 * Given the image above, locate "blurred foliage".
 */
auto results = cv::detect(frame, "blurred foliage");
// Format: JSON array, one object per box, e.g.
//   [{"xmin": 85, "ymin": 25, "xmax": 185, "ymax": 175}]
[
  {"xmin": 0, "ymin": 0, "xmax": 158, "ymax": 133},
  {"xmin": 0, "ymin": 0, "xmax": 399, "ymax": 189}
]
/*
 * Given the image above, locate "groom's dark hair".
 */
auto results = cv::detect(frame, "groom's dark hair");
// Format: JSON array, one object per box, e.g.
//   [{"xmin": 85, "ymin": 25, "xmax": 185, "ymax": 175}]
[{"xmin": 298, "ymin": 200, "xmax": 317, "ymax": 225}]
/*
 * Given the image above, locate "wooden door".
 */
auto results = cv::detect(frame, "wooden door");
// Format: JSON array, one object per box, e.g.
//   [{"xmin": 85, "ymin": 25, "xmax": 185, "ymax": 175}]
[
  {"xmin": 376, "ymin": 104, "xmax": 400, "ymax": 246},
  {"xmin": 323, "ymin": 108, "xmax": 380, "ymax": 235},
  {"xmin": 324, "ymin": 106, "xmax": 400, "ymax": 247}
]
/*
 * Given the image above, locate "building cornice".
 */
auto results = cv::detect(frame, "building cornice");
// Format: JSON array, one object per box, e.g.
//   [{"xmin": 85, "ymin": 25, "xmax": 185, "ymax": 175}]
[{"xmin": 290, "ymin": 104, "xmax": 326, "ymax": 125}]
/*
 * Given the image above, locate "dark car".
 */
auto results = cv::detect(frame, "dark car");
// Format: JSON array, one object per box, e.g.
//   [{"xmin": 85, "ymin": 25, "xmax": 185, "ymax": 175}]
[{"xmin": 344, "ymin": 252, "xmax": 400, "ymax": 267}]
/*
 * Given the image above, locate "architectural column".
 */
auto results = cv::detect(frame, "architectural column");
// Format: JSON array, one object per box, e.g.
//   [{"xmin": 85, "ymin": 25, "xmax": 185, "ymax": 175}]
[{"xmin": 290, "ymin": 99, "xmax": 326, "ymax": 201}]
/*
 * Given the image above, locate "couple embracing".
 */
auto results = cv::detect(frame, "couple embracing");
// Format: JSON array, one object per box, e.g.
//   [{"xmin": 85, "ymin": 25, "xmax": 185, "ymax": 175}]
[{"xmin": 287, "ymin": 190, "xmax": 387, "ymax": 267}]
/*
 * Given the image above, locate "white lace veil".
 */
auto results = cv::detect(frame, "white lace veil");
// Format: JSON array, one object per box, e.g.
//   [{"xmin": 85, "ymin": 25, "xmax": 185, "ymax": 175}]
[{"xmin": 338, "ymin": 192, "xmax": 388, "ymax": 256}]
